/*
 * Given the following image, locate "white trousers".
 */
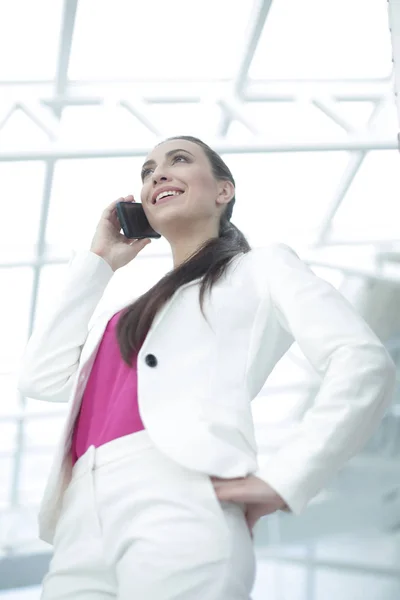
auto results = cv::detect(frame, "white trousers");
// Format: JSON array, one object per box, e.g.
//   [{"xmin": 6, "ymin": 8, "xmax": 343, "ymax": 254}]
[{"xmin": 41, "ymin": 430, "xmax": 257, "ymax": 599}]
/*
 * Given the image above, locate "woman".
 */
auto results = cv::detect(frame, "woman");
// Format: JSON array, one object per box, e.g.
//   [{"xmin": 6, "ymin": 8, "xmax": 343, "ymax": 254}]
[{"xmin": 18, "ymin": 136, "xmax": 396, "ymax": 599}]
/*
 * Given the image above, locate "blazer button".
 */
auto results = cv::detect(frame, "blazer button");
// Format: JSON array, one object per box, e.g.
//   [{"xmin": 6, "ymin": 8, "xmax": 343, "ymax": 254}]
[{"xmin": 145, "ymin": 354, "xmax": 158, "ymax": 367}]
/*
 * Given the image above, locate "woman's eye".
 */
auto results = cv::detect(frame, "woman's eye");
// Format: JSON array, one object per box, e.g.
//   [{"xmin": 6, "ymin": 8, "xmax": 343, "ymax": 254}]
[
  {"xmin": 141, "ymin": 168, "xmax": 153, "ymax": 179},
  {"xmin": 172, "ymin": 155, "xmax": 187, "ymax": 164},
  {"xmin": 141, "ymin": 155, "xmax": 187, "ymax": 180}
]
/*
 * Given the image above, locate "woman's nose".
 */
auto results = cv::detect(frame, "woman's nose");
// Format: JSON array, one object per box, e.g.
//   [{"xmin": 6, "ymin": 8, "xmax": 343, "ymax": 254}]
[
  {"xmin": 152, "ymin": 169, "xmax": 169, "ymax": 184},
  {"xmin": 153, "ymin": 174, "xmax": 167, "ymax": 183},
  {"xmin": 153, "ymin": 175, "xmax": 168, "ymax": 185}
]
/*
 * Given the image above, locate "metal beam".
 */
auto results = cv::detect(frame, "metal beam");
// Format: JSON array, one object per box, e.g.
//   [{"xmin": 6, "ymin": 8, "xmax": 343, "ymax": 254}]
[
  {"xmin": 54, "ymin": 0, "xmax": 78, "ymax": 113},
  {"xmin": 0, "ymin": 103, "xmax": 17, "ymax": 132},
  {"xmin": 313, "ymin": 98, "xmax": 394, "ymax": 245},
  {"xmin": 218, "ymin": 0, "xmax": 274, "ymax": 135},
  {"xmin": 0, "ymin": 136, "xmax": 397, "ymax": 161}
]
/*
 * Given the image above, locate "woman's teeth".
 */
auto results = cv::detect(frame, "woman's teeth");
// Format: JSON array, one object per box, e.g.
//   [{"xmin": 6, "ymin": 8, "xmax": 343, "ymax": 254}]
[{"xmin": 155, "ymin": 191, "xmax": 183, "ymax": 204}]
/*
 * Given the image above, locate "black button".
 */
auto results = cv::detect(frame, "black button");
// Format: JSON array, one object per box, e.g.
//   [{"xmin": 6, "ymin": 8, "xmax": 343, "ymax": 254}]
[{"xmin": 145, "ymin": 354, "xmax": 158, "ymax": 367}]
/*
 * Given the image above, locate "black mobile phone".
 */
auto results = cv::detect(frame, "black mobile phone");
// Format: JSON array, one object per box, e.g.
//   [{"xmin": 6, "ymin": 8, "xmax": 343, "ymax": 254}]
[{"xmin": 116, "ymin": 201, "xmax": 161, "ymax": 239}]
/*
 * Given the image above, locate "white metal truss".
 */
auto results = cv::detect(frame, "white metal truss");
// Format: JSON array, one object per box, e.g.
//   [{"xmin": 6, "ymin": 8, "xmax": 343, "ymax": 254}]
[{"xmin": 1, "ymin": 0, "xmax": 400, "ymax": 590}]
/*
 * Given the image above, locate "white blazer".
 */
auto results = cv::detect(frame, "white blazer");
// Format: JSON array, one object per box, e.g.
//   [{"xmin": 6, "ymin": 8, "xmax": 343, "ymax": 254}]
[{"xmin": 17, "ymin": 243, "xmax": 397, "ymax": 544}]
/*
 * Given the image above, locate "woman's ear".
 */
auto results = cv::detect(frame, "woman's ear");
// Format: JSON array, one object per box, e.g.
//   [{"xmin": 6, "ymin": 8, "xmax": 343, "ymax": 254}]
[{"xmin": 217, "ymin": 180, "xmax": 235, "ymax": 205}]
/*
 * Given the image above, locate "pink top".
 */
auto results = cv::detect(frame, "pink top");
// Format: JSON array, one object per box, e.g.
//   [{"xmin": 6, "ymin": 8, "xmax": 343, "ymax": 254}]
[{"xmin": 71, "ymin": 309, "xmax": 145, "ymax": 465}]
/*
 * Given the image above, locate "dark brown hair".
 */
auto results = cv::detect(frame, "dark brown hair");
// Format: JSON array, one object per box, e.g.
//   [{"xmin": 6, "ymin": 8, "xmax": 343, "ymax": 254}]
[{"xmin": 116, "ymin": 135, "xmax": 251, "ymax": 365}]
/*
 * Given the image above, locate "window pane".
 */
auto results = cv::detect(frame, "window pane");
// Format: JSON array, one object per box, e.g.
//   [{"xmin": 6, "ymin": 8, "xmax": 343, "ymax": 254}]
[
  {"xmin": 45, "ymin": 157, "xmax": 171, "ymax": 256},
  {"xmin": 146, "ymin": 103, "xmax": 222, "ymax": 139},
  {"xmin": 18, "ymin": 452, "xmax": 55, "ymax": 506},
  {"xmin": 0, "ymin": 374, "xmax": 21, "ymax": 418},
  {"xmin": 0, "ymin": 457, "xmax": 12, "ymax": 509},
  {"xmin": 0, "ymin": 109, "xmax": 50, "ymax": 147},
  {"xmin": 58, "ymin": 105, "xmax": 157, "ymax": 147},
  {"xmin": 0, "ymin": 269, "xmax": 33, "ymax": 372},
  {"xmin": 69, "ymin": 0, "xmax": 255, "ymax": 80},
  {"xmin": 331, "ymin": 151, "xmax": 400, "ymax": 241},
  {"xmin": 0, "ymin": 163, "xmax": 45, "ymax": 263},
  {"xmin": 223, "ymin": 151, "xmax": 350, "ymax": 247},
  {"xmin": 250, "ymin": 0, "xmax": 392, "ymax": 80},
  {"xmin": 0, "ymin": 0, "xmax": 63, "ymax": 80},
  {"xmin": 0, "ymin": 422, "xmax": 17, "ymax": 454}
]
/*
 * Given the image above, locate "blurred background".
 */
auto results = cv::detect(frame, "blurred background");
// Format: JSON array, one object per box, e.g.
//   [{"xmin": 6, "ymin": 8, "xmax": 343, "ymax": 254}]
[{"xmin": 1, "ymin": 0, "xmax": 400, "ymax": 598}]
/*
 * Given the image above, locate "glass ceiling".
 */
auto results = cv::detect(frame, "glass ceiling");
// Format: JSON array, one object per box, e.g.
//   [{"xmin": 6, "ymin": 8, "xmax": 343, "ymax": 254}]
[{"xmin": 0, "ymin": 0, "xmax": 399, "ymax": 560}]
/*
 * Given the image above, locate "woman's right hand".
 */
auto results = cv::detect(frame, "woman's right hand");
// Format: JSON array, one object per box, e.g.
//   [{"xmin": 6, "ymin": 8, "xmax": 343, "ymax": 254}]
[{"xmin": 90, "ymin": 195, "xmax": 152, "ymax": 272}]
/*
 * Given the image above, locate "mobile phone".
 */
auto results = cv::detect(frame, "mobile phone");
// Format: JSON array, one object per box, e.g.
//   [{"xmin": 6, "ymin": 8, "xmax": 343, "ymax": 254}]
[{"xmin": 116, "ymin": 201, "xmax": 161, "ymax": 239}]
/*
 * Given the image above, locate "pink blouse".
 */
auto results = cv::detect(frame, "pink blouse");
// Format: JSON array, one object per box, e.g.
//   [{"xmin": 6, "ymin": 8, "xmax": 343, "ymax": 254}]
[{"xmin": 71, "ymin": 310, "xmax": 145, "ymax": 465}]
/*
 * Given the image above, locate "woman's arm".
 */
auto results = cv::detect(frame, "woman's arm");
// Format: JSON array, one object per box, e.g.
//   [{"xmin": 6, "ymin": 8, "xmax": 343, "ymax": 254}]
[
  {"xmin": 16, "ymin": 251, "xmax": 114, "ymax": 403},
  {"xmin": 255, "ymin": 243, "xmax": 397, "ymax": 514}
]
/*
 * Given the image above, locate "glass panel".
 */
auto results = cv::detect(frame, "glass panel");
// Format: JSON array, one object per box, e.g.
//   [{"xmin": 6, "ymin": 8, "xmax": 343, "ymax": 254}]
[
  {"xmin": 0, "ymin": 457, "xmax": 12, "ymax": 509},
  {"xmin": 0, "ymin": 506, "xmax": 44, "ymax": 555},
  {"xmin": 0, "ymin": 268, "xmax": 33, "ymax": 372},
  {"xmin": 252, "ymin": 563, "xmax": 308, "ymax": 600},
  {"xmin": 231, "ymin": 101, "xmax": 346, "ymax": 141},
  {"xmin": 18, "ymin": 452, "xmax": 54, "ymax": 506},
  {"xmin": 330, "ymin": 150, "xmax": 400, "ymax": 242},
  {"xmin": 0, "ymin": 110, "xmax": 51, "ymax": 146},
  {"xmin": 46, "ymin": 157, "xmax": 146, "ymax": 255},
  {"xmin": 315, "ymin": 568, "xmax": 400, "ymax": 600},
  {"xmin": 335, "ymin": 102, "xmax": 378, "ymax": 130},
  {"xmin": 0, "ymin": 0, "xmax": 63, "ymax": 80},
  {"xmin": 0, "ymin": 422, "xmax": 17, "ymax": 453},
  {"xmin": 146, "ymin": 103, "xmax": 222, "ymax": 139},
  {"xmin": 69, "ymin": 0, "xmax": 255, "ymax": 80},
  {"xmin": 58, "ymin": 105, "xmax": 157, "ymax": 147},
  {"xmin": 250, "ymin": 0, "xmax": 392, "ymax": 80},
  {"xmin": 315, "ymin": 530, "xmax": 400, "ymax": 568},
  {"xmin": 231, "ymin": 95, "xmax": 394, "ymax": 142},
  {"xmin": 0, "ymin": 162, "xmax": 45, "ymax": 263},
  {"xmin": 222, "ymin": 151, "xmax": 350, "ymax": 247},
  {"xmin": 0, "ymin": 374, "xmax": 21, "ymax": 418},
  {"xmin": 46, "ymin": 156, "xmax": 172, "ymax": 258}
]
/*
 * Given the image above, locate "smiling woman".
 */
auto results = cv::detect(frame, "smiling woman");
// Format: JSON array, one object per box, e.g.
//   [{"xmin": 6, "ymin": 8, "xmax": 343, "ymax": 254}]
[
  {"xmin": 17, "ymin": 128, "xmax": 397, "ymax": 600},
  {"xmin": 115, "ymin": 135, "xmax": 251, "ymax": 365}
]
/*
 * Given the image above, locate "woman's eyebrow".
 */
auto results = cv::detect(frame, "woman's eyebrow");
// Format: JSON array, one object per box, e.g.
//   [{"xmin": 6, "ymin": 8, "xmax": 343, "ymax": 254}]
[{"xmin": 141, "ymin": 149, "xmax": 195, "ymax": 171}]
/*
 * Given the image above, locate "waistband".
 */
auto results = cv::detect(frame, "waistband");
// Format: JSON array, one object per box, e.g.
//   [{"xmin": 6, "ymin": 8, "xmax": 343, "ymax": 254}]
[{"xmin": 71, "ymin": 430, "xmax": 154, "ymax": 481}]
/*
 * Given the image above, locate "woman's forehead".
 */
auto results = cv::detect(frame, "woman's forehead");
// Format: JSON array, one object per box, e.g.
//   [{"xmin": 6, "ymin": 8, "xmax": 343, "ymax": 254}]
[{"xmin": 145, "ymin": 139, "xmax": 202, "ymax": 161}]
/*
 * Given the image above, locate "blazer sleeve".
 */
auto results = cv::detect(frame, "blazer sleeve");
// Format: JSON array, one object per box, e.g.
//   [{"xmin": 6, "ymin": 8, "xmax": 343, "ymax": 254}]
[
  {"xmin": 16, "ymin": 251, "xmax": 114, "ymax": 403},
  {"xmin": 254, "ymin": 243, "xmax": 397, "ymax": 515}
]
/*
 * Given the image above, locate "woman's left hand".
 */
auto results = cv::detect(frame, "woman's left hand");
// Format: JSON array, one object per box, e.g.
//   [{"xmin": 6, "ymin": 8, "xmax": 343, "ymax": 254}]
[{"xmin": 210, "ymin": 475, "xmax": 288, "ymax": 538}]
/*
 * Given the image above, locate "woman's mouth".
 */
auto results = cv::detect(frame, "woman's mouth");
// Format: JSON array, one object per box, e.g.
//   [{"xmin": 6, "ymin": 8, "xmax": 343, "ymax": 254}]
[{"xmin": 154, "ymin": 191, "xmax": 184, "ymax": 205}]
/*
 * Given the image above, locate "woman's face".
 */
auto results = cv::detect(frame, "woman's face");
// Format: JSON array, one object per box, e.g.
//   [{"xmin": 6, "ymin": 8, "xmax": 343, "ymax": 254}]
[{"xmin": 139, "ymin": 139, "xmax": 231, "ymax": 232}]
